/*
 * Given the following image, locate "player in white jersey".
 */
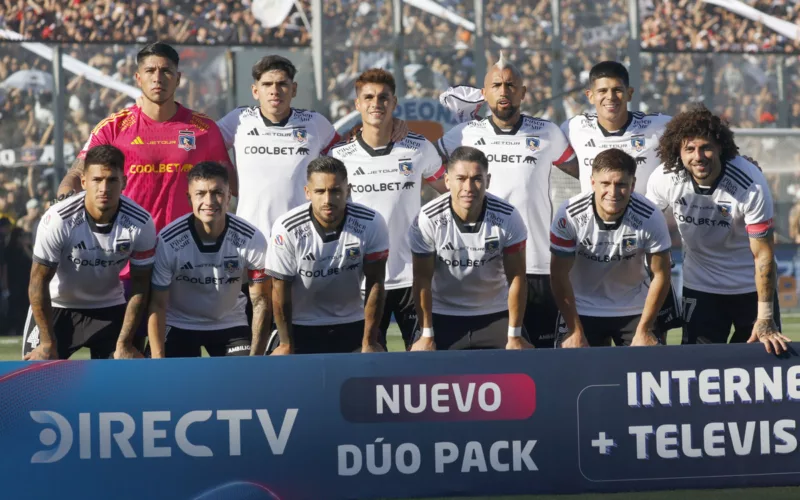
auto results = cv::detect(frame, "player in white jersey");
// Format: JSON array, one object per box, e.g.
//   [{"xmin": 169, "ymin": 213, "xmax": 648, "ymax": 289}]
[
  {"xmin": 435, "ymin": 54, "xmax": 577, "ymax": 348},
  {"xmin": 550, "ymin": 149, "xmax": 671, "ymax": 347},
  {"xmin": 560, "ymin": 61, "xmax": 672, "ymax": 194},
  {"xmin": 560, "ymin": 61, "xmax": 682, "ymax": 336},
  {"xmin": 24, "ymin": 145, "xmax": 156, "ymax": 360},
  {"xmin": 148, "ymin": 162, "xmax": 270, "ymax": 358},
  {"xmin": 646, "ymin": 106, "xmax": 789, "ymax": 354},
  {"xmin": 329, "ymin": 68, "xmax": 446, "ymax": 349},
  {"xmin": 265, "ymin": 157, "xmax": 390, "ymax": 354},
  {"xmin": 409, "ymin": 146, "xmax": 530, "ymax": 351}
]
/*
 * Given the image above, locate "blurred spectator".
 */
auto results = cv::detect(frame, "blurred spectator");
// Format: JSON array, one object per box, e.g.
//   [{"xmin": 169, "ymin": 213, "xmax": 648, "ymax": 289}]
[
  {"xmin": 4, "ymin": 226, "xmax": 32, "ymax": 336},
  {"xmin": 17, "ymin": 198, "xmax": 41, "ymax": 238}
]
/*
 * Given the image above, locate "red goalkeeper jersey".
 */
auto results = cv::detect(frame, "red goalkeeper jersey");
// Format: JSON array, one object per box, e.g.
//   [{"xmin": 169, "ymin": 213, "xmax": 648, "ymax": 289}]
[{"xmin": 78, "ymin": 103, "xmax": 231, "ymax": 232}]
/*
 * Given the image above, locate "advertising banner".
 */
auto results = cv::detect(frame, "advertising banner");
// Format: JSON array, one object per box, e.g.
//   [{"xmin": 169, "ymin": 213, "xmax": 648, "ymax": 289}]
[{"xmin": 1, "ymin": 345, "xmax": 800, "ymax": 499}]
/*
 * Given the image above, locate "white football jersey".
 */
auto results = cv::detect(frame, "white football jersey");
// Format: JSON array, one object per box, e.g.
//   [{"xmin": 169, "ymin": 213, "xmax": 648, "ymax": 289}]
[
  {"xmin": 646, "ymin": 156, "xmax": 773, "ymax": 294},
  {"xmin": 216, "ymin": 107, "xmax": 337, "ymax": 238},
  {"xmin": 329, "ymin": 132, "xmax": 444, "ymax": 290},
  {"xmin": 561, "ymin": 112, "xmax": 672, "ymax": 194},
  {"xmin": 550, "ymin": 192, "xmax": 671, "ymax": 317},
  {"xmin": 265, "ymin": 202, "xmax": 390, "ymax": 326},
  {"xmin": 409, "ymin": 192, "xmax": 527, "ymax": 316},
  {"xmin": 437, "ymin": 115, "xmax": 574, "ymax": 275},
  {"xmin": 33, "ymin": 193, "xmax": 156, "ymax": 309},
  {"xmin": 151, "ymin": 213, "xmax": 268, "ymax": 330}
]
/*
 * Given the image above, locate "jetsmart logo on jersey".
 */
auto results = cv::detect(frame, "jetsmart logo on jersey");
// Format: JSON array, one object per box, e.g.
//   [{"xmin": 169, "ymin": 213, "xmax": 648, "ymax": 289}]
[
  {"xmin": 29, "ymin": 408, "xmax": 297, "ymax": 463},
  {"xmin": 339, "ymin": 374, "xmax": 536, "ymax": 423}
]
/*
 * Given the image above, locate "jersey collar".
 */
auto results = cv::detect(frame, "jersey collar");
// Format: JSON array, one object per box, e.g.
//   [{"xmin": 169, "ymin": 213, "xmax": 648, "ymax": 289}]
[
  {"xmin": 84, "ymin": 202, "xmax": 120, "ymax": 234},
  {"xmin": 597, "ymin": 112, "xmax": 634, "ymax": 137},
  {"xmin": 356, "ymin": 131, "xmax": 394, "ymax": 156},
  {"xmin": 488, "ymin": 115, "xmax": 524, "ymax": 136},
  {"xmin": 260, "ymin": 108, "xmax": 293, "ymax": 127},
  {"xmin": 689, "ymin": 163, "xmax": 726, "ymax": 195},
  {"xmin": 591, "ymin": 193, "xmax": 626, "ymax": 230},
  {"xmin": 450, "ymin": 196, "xmax": 487, "ymax": 233},
  {"xmin": 309, "ymin": 204, "xmax": 346, "ymax": 243},
  {"xmin": 188, "ymin": 214, "xmax": 229, "ymax": 253}
]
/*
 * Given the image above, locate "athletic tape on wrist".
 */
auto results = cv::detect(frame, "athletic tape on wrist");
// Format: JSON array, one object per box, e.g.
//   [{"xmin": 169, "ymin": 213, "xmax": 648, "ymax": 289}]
[
  {"xmin": 758, "ymin": 301, "xmax": 774, "ymax": 320},
  {"xmin": 508, "ymin": 326, "xmax": 522, "ymax": 338},
  {"xmin": 422, "ymin": 327, "xmax": 434, "ymax": 338}
]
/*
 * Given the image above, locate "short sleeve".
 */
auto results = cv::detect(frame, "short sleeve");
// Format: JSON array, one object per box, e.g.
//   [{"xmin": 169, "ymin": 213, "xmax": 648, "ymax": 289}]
[
  {"xmin": 150, "ymin": 238, "xmax": 175, "ymax": 290},
  {"xmin": 265, "ymin": 222, "xmax": 297, "ymax": 282},
  {"xmin": 245, "ymin": 228, "xmax": 269, "ymax": 283},
  {"xmin": 130, "ymin": 218, "xmax": 157, "ymax": 268},
  {"xmin": 644, "ymin": 210, "xmax": 671, "ymax": 254},
  {"xmin": 316, "ymin": 114, "xmax": 338, "ymax": 154},
  {"xmin": 216, "ymin": 108, "xmax": 241, "ymax": 149},
  {"xmin": 205, "ymin": 122, "xmax": 234, "ymax": 167},
  {"xmin": 77, "ymin": 120, "xmax": 114, "ymax": 159},
  {"xmin": 549, "ymin": 202, "xmax": 577, "ymax": 257},
  {"xmin": 365, "ymin": 211, "xmax": 390, "ymax": 262},
  {"xmin": 420, "ymin": 139, "xmax": 445, "ymax": 181},
  {"xmin": 744, "ymin": 170, "xmax": 775, "ymax": 238},
  {"xmin": 645, "ymin": 168, "xmax": 671, "ymax": 211},
  {"xmin": 409, "ymin": 211, "xmax": 436, "ymax": 256},
  {"xmin": 32, "ymin": 211, "xmax": 64, "ymax": 267},
  {"xmin": 548, "ymin": 122, "xmax": 575, "ymax": 166},
  {"xmin": 502, "ymin": 209, "xmax": 528, "ymax": 255},
  {"xmin": 436, "ymin": 126, "xmax": 463, "ymax": 163},
  {"xmin": 559, "ymin": 119, "xmax": 571, "ymax": 139}
]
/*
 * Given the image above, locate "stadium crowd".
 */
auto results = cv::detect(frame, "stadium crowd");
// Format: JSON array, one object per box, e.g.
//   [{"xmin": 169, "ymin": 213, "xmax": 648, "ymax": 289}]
[{"xmin": 1, "ymin": 1, "xmax": 800, "ymax": 337}]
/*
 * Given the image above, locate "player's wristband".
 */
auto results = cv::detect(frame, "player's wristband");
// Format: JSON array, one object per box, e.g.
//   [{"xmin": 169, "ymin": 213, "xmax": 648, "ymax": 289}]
[
  {"xmin": 508, "ymin": 326, "xmax": 522, "ymax": 338},
  {"xmin": 421, "ymin": 327, "xmax": 434, "ymax": 338},
  {"xmin": 757, "ymin": 301, "xmax": 774, "ymax": 320}
]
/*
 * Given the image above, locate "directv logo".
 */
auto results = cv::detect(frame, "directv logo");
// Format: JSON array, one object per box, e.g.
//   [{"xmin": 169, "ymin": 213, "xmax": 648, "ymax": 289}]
[
  {"xmin": 180, "ymin": 262, "xmax": 194, "ymax": 270},
  {"xmin": 302, "ymin": 253, "xmax": 316, "ymax": 261},
  {"xmin": 73, "ymin": 241, "xmax": 86, "ymax": 250},
  {"xmin": 585, "ymin": 139, "xmax": 596, "ymax": 147},
  {"xmin": 441, "ymin": 242, "xmax": 455, "ymax": 251},
  {"xmin": 29, "ymin": 408, "xmax": 298, "ymax": 463},
  {"xmin": 353, "ymin": 167, "xmax": 366, "ymax": 176},
  {"xmin": 247, "ymin": 128, "xmax": 259, "ymax": 136},
  {"xmin": 474, "ymin": 138, "xmax": 486, "ymax": 146}
]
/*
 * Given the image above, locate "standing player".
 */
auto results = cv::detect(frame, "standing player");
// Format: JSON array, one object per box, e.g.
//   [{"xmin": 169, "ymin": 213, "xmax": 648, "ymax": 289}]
[
  {"xmin": 435, "ymin": 55, "xmax": 577, "ymax": 348},
  {"xmin": 647, "ymin": 106, "xmax": 789, "ymax": 354},
  {"xmin": 265, "ymin": 157, "xmax": 390, "ymax": 355},
  {"xmin": 329, "ymin": 68, "xmax": 446, "ymax": 349},
  {"xmin": 58, "ymin": 42, "xmax": 235, "ymax": 230},
  {"xmin": 409, "ymin": 147, "xmax": 529, "ymax": 351},
  {"xmin": 560, "ymin": 61, "xmax": 681, "ymax": 335},
  {"xmin": 147, "ymin": 162, "xmax": 270, "ymax": 358},
  {"xmin": 561, "ymin": 61, "xmax": 671, "ymax": 194},
  {"xmin": 550, "ymin": 149, "xmax": 671, "ymax": 347},
  {"xmin": 24, "ymin": 145, "xmax": 156, "ymax": 360}
]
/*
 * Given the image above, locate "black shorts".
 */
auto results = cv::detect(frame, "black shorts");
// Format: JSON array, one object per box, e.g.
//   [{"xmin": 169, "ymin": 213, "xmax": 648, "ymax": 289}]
[
  {"xmin": 165, "ymin": 325, "xmax": 251, "ymax": 358},
  {"xmin": 523, "ymin": 274, "xmax": 561, "ymax": 348},
  {"xmin": 379, "ymin": 287, "xmax": 418, "ymax": 350},
  {"xmin": 555, "ymin": 313, "xmax": 642, "ymax": 347},
  {"xmin": 411, "ymin": 310, "xmax": 529, "ymax": 350},
  {"xmin": 22, "ymin": 304, "xmax": 126, "ymax": 359},
  {"xmin": 286, "ymin": 320, "xmax": 367, "ymax": 354},
  {"xmin": 681, "ymin": 288, "xmax": 782, "ymax": 345},
  {"xmin": 655, "ymin": 283, "xmax": 683, "ymax": 336}
]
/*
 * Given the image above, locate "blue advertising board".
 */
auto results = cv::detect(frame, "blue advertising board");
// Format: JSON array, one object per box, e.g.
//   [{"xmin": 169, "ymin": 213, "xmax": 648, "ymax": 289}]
[{"xmin": 1, "ymin": 345, "xmax": 800, "ymax": 499}]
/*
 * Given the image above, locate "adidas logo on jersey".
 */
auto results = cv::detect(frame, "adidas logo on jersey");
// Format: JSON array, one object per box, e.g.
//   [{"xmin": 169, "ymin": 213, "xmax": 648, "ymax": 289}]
[
  {"xmin": 441, "ymin": 242, "xmax": 456, "ymax": 251},
  {"xmin": 474, "ymin": 138, "xmax": 486, "ymax": 146},
  {"xmin": 247, "ymin": 128, "xmax": 259, "ymax": 136},
  {"xmin": 180, "ymin": 262, "xmax": 194, "ymax": 270},
  {"xmin": 131, "ymin": 136, "xmax": 144, "ymax": 145},
  {"xmin": 73, "ymin": 241, "xmax": 87, "ymax": 250},
  {"xmin": 353, "ymin": 167, "xmax": 366, "ymax": 175},
  {"xmin": 676, "ymin": 197, "xmax": 688, "ymax": 206},
  {"xmin": 302, "ymin": 253, "xmax": 316, "ymax": 261},
  {"xmin": 585, "ymin": 139, "xmax": 596, "ymax": 147},
  {"xmin": 581, "ymin": 237, "xmax": 592, "ymax": 247}
]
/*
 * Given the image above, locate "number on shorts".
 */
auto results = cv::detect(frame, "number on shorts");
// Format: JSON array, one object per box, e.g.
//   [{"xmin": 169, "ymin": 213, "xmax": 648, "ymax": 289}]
[
  {"xmin": 682, "ymin": 297, "xmax": 697, "ymax": 323},
  {"xmin": 27, "ymin": 326, "xmax": 40, "ymax": 348}
]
